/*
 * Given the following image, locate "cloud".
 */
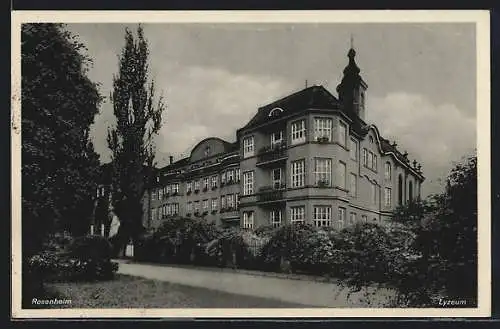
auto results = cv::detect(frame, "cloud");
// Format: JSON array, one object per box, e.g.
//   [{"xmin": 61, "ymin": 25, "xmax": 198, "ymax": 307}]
[
  {"xmin": 366, "ymin": 92, "xmax": 476, "ymax": 197},
  {"xmin": 90, "ymin": 65, "xmax": 295, "ymax": 166}
]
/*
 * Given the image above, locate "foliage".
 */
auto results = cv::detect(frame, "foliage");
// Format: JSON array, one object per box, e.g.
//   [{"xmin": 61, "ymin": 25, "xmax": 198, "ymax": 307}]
[
  {"xmin": 27, "ymin": 235, "xmax": 119, "ymax": 282},
  {"xmin": 337, "ymin": 153, "xmax": 478, "ymax": 307},
  {"xmin": 107, "ymin": 25, "xmax": 166, "ymax": 254},
  {"xmin": 21, "ymin": 23, "xmax": 102, "ymax": 256},
  {"xmin": 135, "ymin": 217, "xmax": 221, "ymax": 263},
  {"xmin": 259, "ymin": 223, "xmax": 318, "ymax": 272}
]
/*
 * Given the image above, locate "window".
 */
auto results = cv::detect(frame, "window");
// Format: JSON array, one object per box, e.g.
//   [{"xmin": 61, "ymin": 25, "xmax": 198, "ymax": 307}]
[
  {"xmin": 172, "ymin": 183, "xmax": 179, "ymax": 194},
  {"xmin": 360, "ymin": 91, "xmax": 365, "ymax": 110},
  {"xmin": 235, "ymin": 168, "xmax": 241, "ymax": 182},
  {"xmin": 364, "ymin": 149, "xmax": 377, "ymax": 171},
  {"xmin": 172, "ymin": 203, "xmax": 179, "ymax": 215},
  {"xmin": 194, "ymin": 180, "xmax": 200, "ymax": 191},
  {"xmin": 151, "ymin": 189, "xmax": 157, "ymax": 200},
  {"xmin": 151, "ymin": 208, "xmax": 158, "ymax": 221},
  {"xmin": 270, "ymin": 210, "xmax": 282, "ymax": 228},
  {"xmin": 243, "ymin": 171, "xmax": 254, "ymax": 195},
  {"xmin": 369, "ymin": 136, "xmax": 374, "ymax": 143},
  {"xmin": 314, "ymin": 118, "xmax": 332, "ymax": 141},
  {"xmin": 271, "ymin": 131, "xmax": 283, "ymax": 147},
  {"xmin": 314, "ymin": 158, "xmax": 332, "ymax": 186},
  {"xmin": 349, "ymin": 212, "xmax": 356, "ymax": 226},
  {"xmin": 243, "ymin": 136, "xmax": 255, "ymax": 158},
  {"xmin": 349, "ymin": 173, "xmax": 357, "ymax": 197},
  {"xmin": 211, "ymin": 198, "xmax": 218, "ymax": 211},
  {"xmin": 350, "ymin": 138, "xmax": 358, "ymax": 160},
  {"xmin": 203, "ymin": 199, "xmax": 209, "ymax": 211},
  {"xmin": 221, "ymin": 195, "xmax": 226, "ymax": 209},
  {"xmin": 203, "ymin": 177, "xmax": 209, "ymax": 190},
  {"xmin": 290, "ymin": 206, "xmax": 305, "ymax": 224},
  {"xmin": 221, "ymin": 172, "xmax": 226, "ymax": 185},
  {"xmin": 384, "ymin": 187, "xmax": 392, "ymax": 207},
  {"xmin": 194, "ymin": 201, "xmax": 200, "ymax": 212},
  {"xmin": 187, "ymin": 202, "xmax": 192, "ymax": 213},
  {"xmin": 362, "ymin": 215, "xmax": 368, "ymax": 223},
  {"xmin": 313, "ymin": 206, "xmax": 331, "ymax": 227},
  {"xmin": 337, "ymin": 161, "xmax": 346, "ymax": 189},
  {"xmin": 226, "ymin": 169, "xmax": 234, "ymax": 182},
  {"xmin": 96, "ymin": 188, "xmax": 100, "ymax": 198},
  {"xmin": 338, "ymin": 121, "xmax": 347, "ymax": 146},
  {"xmin": 398, "ymin": 174, "xmax": 403, "ymax": 206},
  {"xmin": 291, "ymin": 159, "xmax": 305, "ymax": 188},
  {"xmin": 409, "ymin": 181, "xmax": 414, "ymax": 201},
  {"xmin": 211, "ymin": 175, "xmax": 218, "ymax": 188},
  {"xmin": 186, "ymin": 181, "xmax": 192, "ymax": 193},
  {"xmin": 371, "ymin": 182, "xmax": 377, "ymax": 204},
  {"xmin": 337, "ymin": 207, "xmax": 346, "ymax": 230},
  {"xmin": 235, "ymin": 193, "xmax": 240, "ymax": 209},
  {"xmin": 291, "ymin": 120, "xmax": 306, "ymax": 145},
  {"xmin": 165, "ymin": 204, "xmax": 171, "ymax": 217},
  {"xmin": 243, "ymin": 211, "xmax": 254, "ymax": 229},
  {"xmin": 166, "ymin": 185, "xmax": 171, "ymax": 194},
  {"xmin": 385, "ymin": 162, "xmax": 392, "ymax": 180},
  {"xmin": 271, "ymin": 168, "xmax": 282, "ymax": 189},
  {"xmin": 158, "ymin": 188, "xmax": 164, "ymax": 200},
  {"xmin": 227, "ymin": 194, "xmax": 235, "ymax": 209}
]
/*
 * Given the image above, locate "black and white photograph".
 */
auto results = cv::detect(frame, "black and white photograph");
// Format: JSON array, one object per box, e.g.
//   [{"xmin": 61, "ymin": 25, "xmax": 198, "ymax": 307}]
[{"xmin": 11, "ymin": 10, "xmax": 491, "ymax": 318}]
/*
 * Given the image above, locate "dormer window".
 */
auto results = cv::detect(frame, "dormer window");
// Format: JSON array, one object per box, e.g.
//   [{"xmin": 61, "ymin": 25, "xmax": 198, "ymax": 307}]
[{"xmin": 268, "ymin": 107, "xmax": 284, "ymax": 117}]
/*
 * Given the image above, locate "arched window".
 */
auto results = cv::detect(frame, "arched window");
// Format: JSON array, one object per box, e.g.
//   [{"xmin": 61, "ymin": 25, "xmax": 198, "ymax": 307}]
[
  {"xmin": 398, "ymin": 174, "xmax": 403, "ymax": 206},
  {"xmin": 409, "ymin": 181, "xmax": 413, "ymax": 202},
  {"xmin": 268, "ymin": 107, "xmax": 284, "ymax": 117}
]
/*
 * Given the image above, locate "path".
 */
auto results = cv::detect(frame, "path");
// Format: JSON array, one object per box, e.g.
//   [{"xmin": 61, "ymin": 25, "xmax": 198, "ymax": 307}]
[{"xmin": 115, "ymin": 260, "xmax": 396, "ymax": 307}]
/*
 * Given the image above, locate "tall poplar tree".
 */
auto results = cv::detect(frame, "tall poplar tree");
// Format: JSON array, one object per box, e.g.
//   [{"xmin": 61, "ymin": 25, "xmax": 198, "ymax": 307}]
[{"xmin": 107, "ymin": 26, "xmax": 165, "ymax": 252}]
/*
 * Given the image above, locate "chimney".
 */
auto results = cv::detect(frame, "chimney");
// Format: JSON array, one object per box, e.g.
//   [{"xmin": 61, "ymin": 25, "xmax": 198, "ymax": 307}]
[{"xmin": 169, "ymin": 156, "xmax": 173, "ymax": 164}]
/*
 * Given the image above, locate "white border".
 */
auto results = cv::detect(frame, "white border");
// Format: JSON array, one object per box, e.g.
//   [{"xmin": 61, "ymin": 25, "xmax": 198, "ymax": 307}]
[{"xmin": 11, "ymin": 10, "xmax": 491, "ymax": 319}]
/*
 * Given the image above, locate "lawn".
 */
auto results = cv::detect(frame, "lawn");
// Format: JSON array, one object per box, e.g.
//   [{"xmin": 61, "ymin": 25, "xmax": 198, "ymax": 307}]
[{"xmin": 33, "ymin": 274, "xmax": 309, "ymax": 308}]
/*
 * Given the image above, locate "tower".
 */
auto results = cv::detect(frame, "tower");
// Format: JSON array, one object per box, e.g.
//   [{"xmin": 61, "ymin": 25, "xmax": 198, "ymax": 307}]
[{"xmin": 336, "ymin": 45, "xmax": 368, "ymax": 121}]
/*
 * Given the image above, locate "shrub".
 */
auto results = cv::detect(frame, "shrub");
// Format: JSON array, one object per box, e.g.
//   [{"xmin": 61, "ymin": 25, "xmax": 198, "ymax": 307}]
[
  {"xmin": 67, "ymin": 235, "xmax": 113, "ymax": 260},
  {"xmin": 330, "ymin": 223, "xmax": 394, "ymax": 284},
  {"xmin": 27, "ymin": 234, "xmax": 119, "ymax": 282},
  {"xmin": 260, "ymin": 223, "xmax": 319, "ymax": 273}
]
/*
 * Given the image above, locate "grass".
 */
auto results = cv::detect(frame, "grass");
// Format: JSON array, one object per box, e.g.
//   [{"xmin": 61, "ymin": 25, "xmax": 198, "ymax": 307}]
[{"xmin": 31, "ymin": 274, "xmax": 310, "ymax": 308}]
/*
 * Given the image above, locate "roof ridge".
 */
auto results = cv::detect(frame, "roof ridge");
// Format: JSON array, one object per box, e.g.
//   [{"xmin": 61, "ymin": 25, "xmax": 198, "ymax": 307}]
[{"xmin": 258, "ymin": 85, "xmax": 317, "ymax": 111}]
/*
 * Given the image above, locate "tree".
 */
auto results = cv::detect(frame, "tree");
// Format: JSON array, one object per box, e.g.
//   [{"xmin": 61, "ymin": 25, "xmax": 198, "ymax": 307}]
[
  {"xmin": 21, "ymin": 23, "xmax": 102, "ymax": 256},
  {"xmin": 107, "ymin": 26, "xmax": 165, "ymax": 254},
  {"xmin": 388, "ymin": 152, "xmax": 478, "ymax": 305}
]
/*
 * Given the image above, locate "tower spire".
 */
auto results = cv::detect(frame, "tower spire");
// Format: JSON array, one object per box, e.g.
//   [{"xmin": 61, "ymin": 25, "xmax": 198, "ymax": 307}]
[{"xmin": 336, "ymin": 41, "xmax": 368, "ymax": 121}]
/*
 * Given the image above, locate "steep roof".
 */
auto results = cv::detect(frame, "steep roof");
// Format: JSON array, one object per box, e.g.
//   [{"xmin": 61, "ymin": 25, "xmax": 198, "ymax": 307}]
[
  {"xmin": 240, "ymin": 85, "xmax": 339, "ymax": 131},
  {"xmin": 240, "ymin": 84, "xmax": 368, "ymax": 136}
]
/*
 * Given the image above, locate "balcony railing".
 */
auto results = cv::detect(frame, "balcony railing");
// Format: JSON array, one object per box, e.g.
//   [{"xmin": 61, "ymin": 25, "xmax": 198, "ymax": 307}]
[
  {"xmin": 257, "ymin": 185, "xmax": 286, "ymax": 203},
  {"xmin": 256, "ymin": 143, "xmax": 287, "ymax": 165}
]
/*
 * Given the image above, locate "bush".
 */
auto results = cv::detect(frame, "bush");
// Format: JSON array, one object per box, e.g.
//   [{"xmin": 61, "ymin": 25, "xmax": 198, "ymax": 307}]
[
  {"xmin": 204, "ymin": 229, "xmax": 269, "ymax": 269},
  {"xmin": 27, "ymin": 234, "xmax": 119, "ymax": 282},
  {"xmin": 330, "ymin": 223, "xmax": 395, "ymax": 284},
  {"xmin": 260, "ymin": 223, "xmax": 321, "ymax": 273}
]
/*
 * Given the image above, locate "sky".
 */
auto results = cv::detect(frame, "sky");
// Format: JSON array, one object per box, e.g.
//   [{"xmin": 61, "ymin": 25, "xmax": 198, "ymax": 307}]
[{"xmin": 66, "ymin": 22, "xmax": 477, "ymax": 198}]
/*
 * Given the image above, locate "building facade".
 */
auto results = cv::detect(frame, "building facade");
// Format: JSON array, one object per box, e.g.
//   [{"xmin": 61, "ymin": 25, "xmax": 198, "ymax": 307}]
[{"xmin": 143, "ymin": 47, "xmax": 425, "ymax": 231}]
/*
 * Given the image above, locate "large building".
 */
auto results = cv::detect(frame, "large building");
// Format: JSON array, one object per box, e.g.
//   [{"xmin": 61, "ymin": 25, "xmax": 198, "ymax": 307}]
[{"xmin": 143, "ymin": 47, "xmax": 425, "ymax": 230}]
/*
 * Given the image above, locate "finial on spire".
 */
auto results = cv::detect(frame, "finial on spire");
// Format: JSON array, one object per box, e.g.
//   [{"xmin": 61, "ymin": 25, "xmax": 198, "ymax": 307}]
[{"xmin": 350, "ymin": 33, "xmax": 354, "ymax": 49}]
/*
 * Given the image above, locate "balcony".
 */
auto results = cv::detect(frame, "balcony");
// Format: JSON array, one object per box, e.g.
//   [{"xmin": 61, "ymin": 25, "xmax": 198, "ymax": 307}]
[
  {"xmin": 257, "ymin": 185, "xmax": 286, "ymax": 204},
  {"xmin": 256, "ymin": 143, "xmax": 288, "ymax": 167}
]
